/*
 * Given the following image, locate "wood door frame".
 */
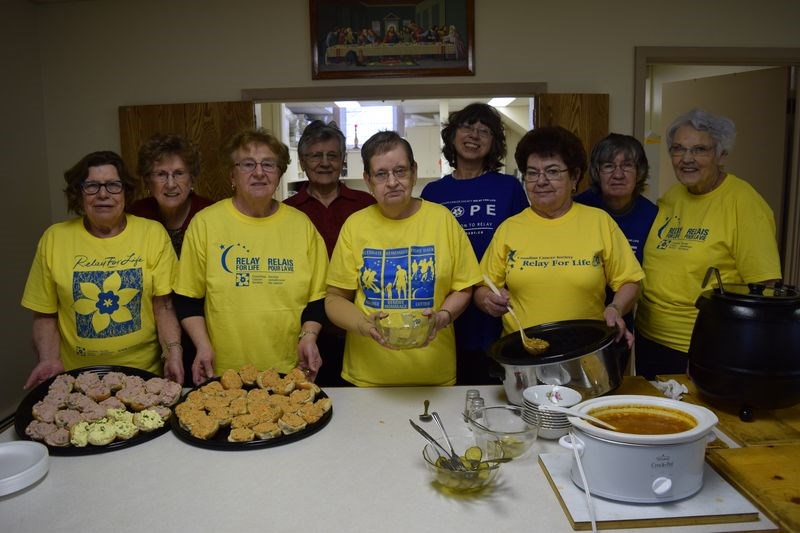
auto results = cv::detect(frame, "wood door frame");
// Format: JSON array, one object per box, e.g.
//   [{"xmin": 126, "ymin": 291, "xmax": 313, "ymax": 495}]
[
  {"xmin": 633, "ymin": 46, "xmax": 800, "ymax": 139},
  {"xmin": 634, "ymin": 46, "xmax": 800, "ymax": 283},
  {"xmin": 241, "ymin": 82, "xmax": 547, "ymax": 103}
]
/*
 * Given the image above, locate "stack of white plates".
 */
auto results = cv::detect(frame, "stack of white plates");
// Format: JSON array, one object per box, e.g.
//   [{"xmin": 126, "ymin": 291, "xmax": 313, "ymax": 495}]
[{"xmin": 521, "ymin": 385, "xmax": 582, "ymax": 440}]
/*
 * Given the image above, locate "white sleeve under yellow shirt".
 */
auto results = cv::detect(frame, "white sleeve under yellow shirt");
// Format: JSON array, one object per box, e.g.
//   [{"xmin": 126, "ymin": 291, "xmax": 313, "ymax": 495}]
[
  {"xmin": 481, "ymin": 204, "xmax": 644, "ymax": 336},
  {"xmin": 21, "ymin": 215, "xmax": 177, "ymax": 374},
  {"xmin": 637, "ymin": 174, "xmax": 782, "ymax": 352},
  {"xmin": 327, "ymin": 201, "xmax": 481, "ymax": 386},
  {"xmin": 174, "ymin": 200, "xmax": 328, "ymax": 374}
]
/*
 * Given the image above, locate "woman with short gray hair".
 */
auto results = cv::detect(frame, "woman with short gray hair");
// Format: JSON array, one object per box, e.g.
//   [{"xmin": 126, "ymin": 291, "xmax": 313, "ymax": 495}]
[{"xmin": 636, "ymin": 109, "xmax": 782, "ymax": 379}]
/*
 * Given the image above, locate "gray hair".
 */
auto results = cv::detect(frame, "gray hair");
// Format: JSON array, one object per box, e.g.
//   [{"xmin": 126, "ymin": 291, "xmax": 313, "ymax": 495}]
[
  {"xmin": 298, "ymin": 120, "xmax": 346, "ymax": 156},
  {"xmin": 588, "ymin": 133, "xmax": 650, "ymax": 195},
  {"xmin": 665, "ymin": 108, "xmax": 736, "ymax": 157}
]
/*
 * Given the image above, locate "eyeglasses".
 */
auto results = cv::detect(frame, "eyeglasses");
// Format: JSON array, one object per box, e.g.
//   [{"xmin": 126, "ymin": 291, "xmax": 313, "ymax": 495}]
[
  {"xmin": 81, "ymin": 180, "xmax": 124, "ymax": 195},
  {"xmin": 371, "ymin": 166, "xmax": 411, "ymax": 183},
  {"xmin": 150, "ymin": 170, "xmax": 190, "ymax": 183},
  {"xmin": 523, "ymin": 167, "xmax": 569, "ymax": 183},
  {"xmin": 668, "ymin": 144, "xmax": 715, "ymax": 158},
  {"xmin": 235, "ymin": 159, "xmax": 279, "ymax": 174},
  {"xmin": 598, "ymin": 161, "xmax": 636, "ymax": 175},
  {"xmin": 304, "ymin": 151, "xmax": 342, "ymax": 164},
  {"xmin": 458, "ymin": 124, "xmax": 492, "ymax": 139}
]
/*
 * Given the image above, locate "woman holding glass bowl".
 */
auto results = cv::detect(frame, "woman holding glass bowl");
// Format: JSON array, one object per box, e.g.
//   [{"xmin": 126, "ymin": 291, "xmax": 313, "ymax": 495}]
[{"xmin": 325, "ymin": 131, "xmax": 481, "ymax": 386}]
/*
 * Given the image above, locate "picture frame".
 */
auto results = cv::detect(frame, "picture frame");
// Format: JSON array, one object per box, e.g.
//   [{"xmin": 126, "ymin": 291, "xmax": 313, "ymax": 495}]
[{"xmin": 310, "ymin": 0, "xmax": 474, "ymax": 80}]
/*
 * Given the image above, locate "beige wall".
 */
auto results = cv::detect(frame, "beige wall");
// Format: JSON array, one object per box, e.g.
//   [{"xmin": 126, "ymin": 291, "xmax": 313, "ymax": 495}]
[{"xmin": 3, "ymin": 0, "xmax": 800, "ymax": 416}]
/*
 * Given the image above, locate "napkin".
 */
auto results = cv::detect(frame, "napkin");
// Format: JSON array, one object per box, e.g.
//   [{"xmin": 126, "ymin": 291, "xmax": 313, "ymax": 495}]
[{"xmin": 653, "ymin": 379, "xmax": 689, "ymax": 400}]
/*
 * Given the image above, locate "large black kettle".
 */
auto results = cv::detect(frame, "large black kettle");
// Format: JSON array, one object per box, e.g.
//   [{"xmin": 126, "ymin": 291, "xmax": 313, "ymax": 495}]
[{"xmin": 688, "ymin": 267, "xmax": 800, "ymax": 416}]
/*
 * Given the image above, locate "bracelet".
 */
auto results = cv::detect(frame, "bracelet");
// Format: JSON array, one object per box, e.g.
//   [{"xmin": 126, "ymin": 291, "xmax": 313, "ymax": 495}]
[
  {"xmin": 298, "ymin": 330, "xmax": 319, "ymax": 340},
  {"xmin": 161, "ymin": 341, "xmax": 183, "ymax": 362},
  {"xmin": 606, "ymin": 303, "xmax": 621, "ymax": 314},
  {"xmin": 437, "ymin": 308, "xmax": 454, "ymax": 325}
]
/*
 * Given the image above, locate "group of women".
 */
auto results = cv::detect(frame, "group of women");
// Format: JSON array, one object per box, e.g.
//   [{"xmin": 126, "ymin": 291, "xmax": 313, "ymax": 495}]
[{"xmin": 21, "ymin": 105, "xmax": 782, "ymax": 389}]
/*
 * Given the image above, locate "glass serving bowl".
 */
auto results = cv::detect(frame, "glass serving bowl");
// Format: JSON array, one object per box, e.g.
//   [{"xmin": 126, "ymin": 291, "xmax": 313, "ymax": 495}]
[
  {"xmin": 421, "ymin": 435, "xmax": 503, "ymax": 493},
  {"xmin": 468, "ymin": 405, "xmax": 539, "ymax": 459},
  {"xmin": 377, "ymin": 311, "xmax": 434, "ymax": 349}
]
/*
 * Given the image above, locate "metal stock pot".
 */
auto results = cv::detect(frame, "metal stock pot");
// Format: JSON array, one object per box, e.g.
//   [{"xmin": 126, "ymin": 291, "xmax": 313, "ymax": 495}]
[{"xmin": 489, "ymin": 320, "xmax": 622, "ymax": 406}]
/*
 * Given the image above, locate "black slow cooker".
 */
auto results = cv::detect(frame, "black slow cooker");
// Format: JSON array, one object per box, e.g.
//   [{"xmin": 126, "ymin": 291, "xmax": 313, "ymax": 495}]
[{"xmin": 688, "ymin": 267, "xmax": 800, "ymax": 415}]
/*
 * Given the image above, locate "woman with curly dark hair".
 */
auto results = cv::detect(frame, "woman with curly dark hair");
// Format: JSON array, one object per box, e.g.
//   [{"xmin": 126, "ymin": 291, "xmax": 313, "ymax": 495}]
[
  {"xmin": 421, "ymin": 102, "xmax": 528, "ymax": 384},
  {"xmin": 474, "ymin": 126, "xmax": 643, "ymax": 357}
]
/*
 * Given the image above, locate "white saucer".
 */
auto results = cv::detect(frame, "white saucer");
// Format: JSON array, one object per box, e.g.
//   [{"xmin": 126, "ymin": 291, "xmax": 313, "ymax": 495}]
[{"xmin": 0, "ymin": 441, "xmax": 49, "ymax": 497}]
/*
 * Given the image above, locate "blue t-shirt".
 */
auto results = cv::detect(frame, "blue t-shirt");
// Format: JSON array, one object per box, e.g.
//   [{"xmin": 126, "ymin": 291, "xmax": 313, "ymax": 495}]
[
  {"xmin": 573, "ymin": 188, "xmax": 657, "ymax": 265},
  {"xmin": 421, "ymin": 171, "xmax": 529, "ymax": 351}
]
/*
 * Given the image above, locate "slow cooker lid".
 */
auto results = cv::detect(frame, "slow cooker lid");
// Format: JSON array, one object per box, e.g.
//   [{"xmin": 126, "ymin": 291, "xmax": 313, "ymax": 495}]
[{"xmin": 490, "ymin": 319, "xmax": 615, "ymax": 365}]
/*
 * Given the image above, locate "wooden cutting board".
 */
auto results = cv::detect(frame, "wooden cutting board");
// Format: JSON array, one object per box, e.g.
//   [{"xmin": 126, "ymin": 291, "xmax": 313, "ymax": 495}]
[
  {"xmin": 707, "ymin": 444, "xmax": 800, "ymax": 533},
  {"xmin": 658, "ymin": 374, "xmax": 800, "ymax": 447}
]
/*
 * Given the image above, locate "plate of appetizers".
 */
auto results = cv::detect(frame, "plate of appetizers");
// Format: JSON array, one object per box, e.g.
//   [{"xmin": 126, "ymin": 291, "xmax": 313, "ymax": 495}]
[
  {"xmin": 170, "ymin": 366, "xmax": 332, "ymax": 450},
  {"xmin": 15, "ymin": 366, "xmax": 179, "ymax": 456}
]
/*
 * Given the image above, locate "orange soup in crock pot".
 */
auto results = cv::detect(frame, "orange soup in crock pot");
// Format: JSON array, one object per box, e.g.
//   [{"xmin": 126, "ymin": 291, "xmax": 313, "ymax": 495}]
[{"xmin": 588, "ymin": 405, "xmax": 697, "ymax": 435}]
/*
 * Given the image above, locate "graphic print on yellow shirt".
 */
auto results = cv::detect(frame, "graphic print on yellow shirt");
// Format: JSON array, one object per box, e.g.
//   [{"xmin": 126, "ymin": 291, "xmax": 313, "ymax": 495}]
[
  {"xmin": 651, "ymin": 214, "xmax": 710, "ymax": 252},
  {"xmin": 361, "ymin": 246, "xmax": 435, "ymax": 310},
  {"xmin": 73, "ymin": 266, "xmax": 143, "ymax": 341},
  {"xmin": 219, "ymin": 241, "xmax": 295, "ymax": 287}
]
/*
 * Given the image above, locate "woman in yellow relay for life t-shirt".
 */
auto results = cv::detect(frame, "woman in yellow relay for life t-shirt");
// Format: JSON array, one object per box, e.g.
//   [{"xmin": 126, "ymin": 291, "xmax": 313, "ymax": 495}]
[
  {"xmin": 474, "ymin": 126, "xmax": 644, "ymax": 356},
  {"xmin": 635, "ymin": 109, "xmax": 781, "ymax": 379}
]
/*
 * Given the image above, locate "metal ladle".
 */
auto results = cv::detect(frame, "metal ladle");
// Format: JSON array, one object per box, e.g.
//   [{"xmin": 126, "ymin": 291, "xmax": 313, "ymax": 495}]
[{"xmin": 482, "ymin": 275, "xmax": 549, "ymax": 355}]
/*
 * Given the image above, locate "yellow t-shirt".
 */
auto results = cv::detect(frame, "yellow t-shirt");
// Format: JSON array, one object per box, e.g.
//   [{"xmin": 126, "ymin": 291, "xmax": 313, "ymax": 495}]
[
  {"xmin": 21, "ymin": 215, "xmax": 177, "ymax": 374},
  {"xmin": 481, "ymin": 204, "xmax": 644, "ymax": 335},
  {"xmin": 637, "ymin": 174, "xmax": 782, "ymax": 352},
  {"xmin": 174, "ymin": 200, "xmax": 328, "ymax": 374},
  {"xmin": 327, "ymin": 201, "xmax": 481, "ymax": 386}
]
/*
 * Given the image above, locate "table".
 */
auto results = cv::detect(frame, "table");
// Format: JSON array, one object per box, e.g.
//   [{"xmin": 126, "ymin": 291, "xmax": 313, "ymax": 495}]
[{"xmin": 0, "ymin": 385, "xmax": 777, "ymax": 533}]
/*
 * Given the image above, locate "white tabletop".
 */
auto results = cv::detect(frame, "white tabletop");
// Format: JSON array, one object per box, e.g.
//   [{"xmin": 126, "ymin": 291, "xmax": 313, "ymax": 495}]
[{"xmin": 0, "ymin": 385, "xmax": 776, "ymax": 533}]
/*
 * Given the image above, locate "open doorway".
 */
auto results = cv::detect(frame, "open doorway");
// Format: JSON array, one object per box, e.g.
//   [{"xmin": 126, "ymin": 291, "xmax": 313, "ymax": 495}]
[{"xmin": 253, "ymin": 96, "xmax": 533, "ymax": 200}]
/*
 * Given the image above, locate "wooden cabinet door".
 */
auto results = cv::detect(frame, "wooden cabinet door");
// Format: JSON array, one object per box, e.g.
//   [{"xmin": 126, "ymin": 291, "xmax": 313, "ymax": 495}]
[
  {"xmin": 119, "ymin": 101, "xmax": 255, "ymax": 201},
  {"xmin": 533, "ymin": 93, "xmax": 609, "ymax": 194}
]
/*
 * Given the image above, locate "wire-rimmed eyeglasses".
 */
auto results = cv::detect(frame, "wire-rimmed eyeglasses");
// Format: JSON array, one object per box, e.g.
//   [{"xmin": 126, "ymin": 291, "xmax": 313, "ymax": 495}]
[
  {"xmin": 523, "ymin": 167, "xmax": 569, "ymax": 184},
  {"xmin": 235, "ymin": 159, "xmax": 279, "ymax": 174}
]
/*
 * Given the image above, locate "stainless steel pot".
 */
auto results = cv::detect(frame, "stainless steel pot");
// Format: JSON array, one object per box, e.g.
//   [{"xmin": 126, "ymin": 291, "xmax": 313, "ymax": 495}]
[
  {"xmin": 489, "ymin": 320, "xmax": 622, "ymax": 406},
  {"xmin": 559, "ymin": 395, "xmax": 718, "ymax": 503},
  {"xmin": 689, "ymin": 267, "xmax": 800, "ymax": 413}
]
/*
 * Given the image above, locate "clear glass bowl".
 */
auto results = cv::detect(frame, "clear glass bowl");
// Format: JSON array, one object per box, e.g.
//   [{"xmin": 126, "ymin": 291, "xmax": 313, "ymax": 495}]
[
  {"xmin": 377, "ymin": 311, "xmax": 434, "ymax": 349},
  {"xmin": 421, "ymin": 435, "xmax": 503, "ymax": 493},
  {"xmin": 468, "ymin": 405, "xmax": 539, "ymax": 459}
]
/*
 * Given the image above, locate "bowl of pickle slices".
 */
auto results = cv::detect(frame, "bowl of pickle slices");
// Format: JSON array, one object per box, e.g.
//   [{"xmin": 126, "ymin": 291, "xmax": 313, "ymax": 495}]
[{"xmin": 421, "ymin": 435, "xmax": 504, "ymax": 493}]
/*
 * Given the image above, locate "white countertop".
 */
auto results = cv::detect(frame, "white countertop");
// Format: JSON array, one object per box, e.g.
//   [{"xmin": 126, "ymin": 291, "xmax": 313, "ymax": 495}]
[{"xmin": 0, "ymin": 386, "xmax": 776, "ymax": 533}]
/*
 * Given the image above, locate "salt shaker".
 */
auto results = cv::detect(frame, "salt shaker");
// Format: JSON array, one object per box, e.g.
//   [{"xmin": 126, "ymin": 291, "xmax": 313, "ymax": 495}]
[
  {"xmin": 468, "ymin": 397, "xmax": 486, "ymax": 424},
  {"xmin": 463, "ymin": 389, "xmax": 481, "ymax": 421}
]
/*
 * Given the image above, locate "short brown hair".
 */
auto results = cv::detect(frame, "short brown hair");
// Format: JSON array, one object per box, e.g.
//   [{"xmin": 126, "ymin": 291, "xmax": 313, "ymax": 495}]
[
  {"xmin": 137, "ymin": 133, "xmax": 201, "ymax": 179},
  {"xmin": 63, "ymin": 151, "xmax": 136, "ymax": 215},
  {"xmin": 515, "ymin": 126, "xmax": 586, "ymax": 183},
  {"xmin": 221, "ymin": 128, "xmax": 290, "ymax": 176},
  {"xmin": 360, "ymin": 130, "xmax": 416, "ymax": 175}
]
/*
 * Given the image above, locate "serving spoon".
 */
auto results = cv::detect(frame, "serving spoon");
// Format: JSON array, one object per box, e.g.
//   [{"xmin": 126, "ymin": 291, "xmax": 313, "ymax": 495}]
[
  {"xmin": 537, "ymin": 404, "xmax": 618, "ymax": 431},
  {"xmin": 482, "ymin": 275, "xmax": 549, "ymax": 355}
]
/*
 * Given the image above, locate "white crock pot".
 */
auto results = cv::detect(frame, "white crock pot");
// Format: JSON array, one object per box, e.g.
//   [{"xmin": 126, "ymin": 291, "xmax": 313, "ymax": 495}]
[{"xmin": 558, "ymin": 395, "xmax": 718, "ymax": 503}]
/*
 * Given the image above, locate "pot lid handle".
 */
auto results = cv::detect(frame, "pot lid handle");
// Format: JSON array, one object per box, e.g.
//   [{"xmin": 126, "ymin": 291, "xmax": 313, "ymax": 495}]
[{"xmin": 701, "ymin": 266, "xmax": 725, "ymax": 294}]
